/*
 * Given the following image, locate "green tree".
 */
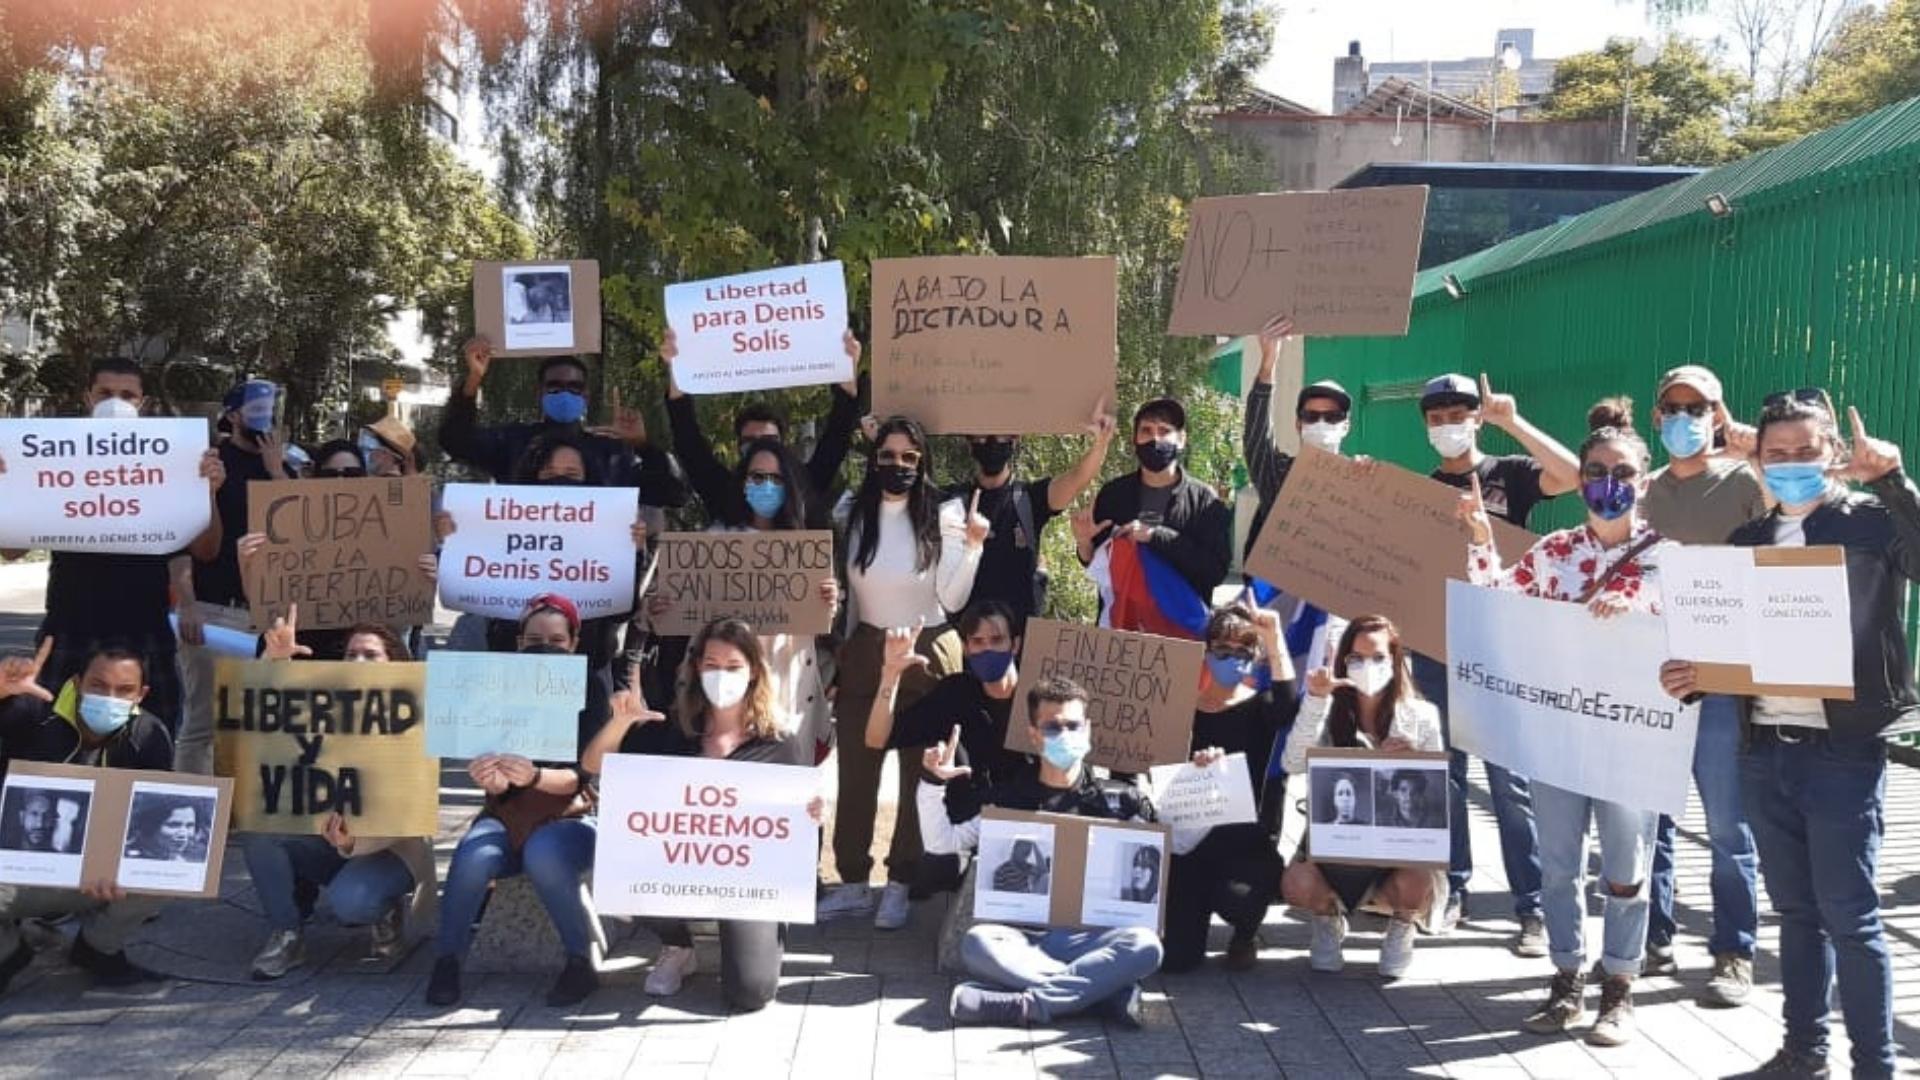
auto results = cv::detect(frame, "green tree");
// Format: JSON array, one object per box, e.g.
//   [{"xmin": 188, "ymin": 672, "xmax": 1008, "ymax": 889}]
[
  {"xmin": 1541, "ymin": 36, "xmax": 1747, "ymax": 165},
  {"xmin": 1739, "ymin": 0, "xmax": 1920, "ymax": 150}
]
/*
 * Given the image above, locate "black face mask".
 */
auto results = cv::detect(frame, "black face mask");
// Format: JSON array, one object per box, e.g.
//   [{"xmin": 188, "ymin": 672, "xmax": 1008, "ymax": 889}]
[
  {"xmin": 876, "ymin": 464, "xmax": 918, "ymax": 495},
  {"xmin": 1134, "ymin": 437, "xmax": 1181, "ymax": 472},
  {"xmin": 970, "ymin": 440, "xmax": 1017, "ymax": 476}
]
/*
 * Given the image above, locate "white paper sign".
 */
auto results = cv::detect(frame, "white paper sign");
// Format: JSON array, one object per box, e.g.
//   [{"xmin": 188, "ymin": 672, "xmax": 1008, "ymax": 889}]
[
  {"xmin": 1446, "ymin": 581, "xmax": 1700, "ymax": 817},
  {"xmin": 974, "ymin": 816, "xmax": 1057, "ymax": 926},
  {"xmin": 592, "ymin": 754, "xmax": 819, "ymax": 923},
  {"xmin": 1748, "ymin": 563, "xmax": 1852, "ymax": 685},
  {"xmin": 1660, "ymin": 545, "xmax": 1755, "ymax": 665},
  {"xmin": 0, "ymin": 418, "xmax": 210, "ymax": 554},
  {"xmin": 664, "ymin": 261, "xmax": 850, "ymax": 393},
  {"xmin": 1661, "ymin": 545, "xmax": 1852, "ymax": 690},
  {"xmin": 437, "ymin": 483, "xmax": 638, "ymax": 620},
  {"xmin": 1147, "ymin": 753, "xmax": 1257, "ymax": 830},
  {"xmin": 0, "ymin": 772, "xmax": 93, "ymax": 888},
  {"xmin": 424, "ymin": 652, "xmax": 586, "ymax": 761},
  {"xmin": 502, "ymin": 264, "xmax": 576, "ymax": 351}
]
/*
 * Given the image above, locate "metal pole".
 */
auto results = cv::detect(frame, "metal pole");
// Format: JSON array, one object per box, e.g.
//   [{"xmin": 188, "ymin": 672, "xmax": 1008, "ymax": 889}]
[
  {"xmin": 1489, "ymin": 59, "xmax": 1498, "ymax": 159},
  {"xmin": 1620, "ymin": 69, "xmax": 1631, "ymax": 158}
]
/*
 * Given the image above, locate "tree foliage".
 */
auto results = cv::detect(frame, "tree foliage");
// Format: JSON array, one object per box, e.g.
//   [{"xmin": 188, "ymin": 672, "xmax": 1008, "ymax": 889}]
[
  {"xmin": 1541, "ymin": 36, "xmax": 1746, "ymax": 165},
  {"xmin": 1739, "ymin": 0, "xmax": 1920, "ymax": 149}
]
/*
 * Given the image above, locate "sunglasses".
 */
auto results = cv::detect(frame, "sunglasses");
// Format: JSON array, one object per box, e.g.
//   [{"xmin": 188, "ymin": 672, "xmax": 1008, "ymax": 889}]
[
  {"xmin": 1581, "ymin": 463, "xmax": 1641, "ymax": 483},
  {"xmin": 1764, "ymin": 387, "xmax": 1827, "ymax": 409},
  {"xmin": 968, "ymin": 437, "xmax": 1016, "ymax": 447},
  {"xmin": 877, "ymin": 449, "xmax": 923, "ymax": 468},
  {"xmin": 1655, "ymin": 400, "xmax": 1711, "ymax": 418},
  {"xmin": 316, "ymin": 467, "xmax": 367, "ymax": 479},
  {"xmin": 1299, "ymin": 408, "xmax": 1348, "ymax": 424}
]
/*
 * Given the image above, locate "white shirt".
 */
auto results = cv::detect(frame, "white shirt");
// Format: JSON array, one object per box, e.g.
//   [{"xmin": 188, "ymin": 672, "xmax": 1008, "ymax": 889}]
[
  {"xmin": 1752, "ymin": 510, "xmax": 1830, "ymax": 729},
  {"xmin": 846, "ymin": 498, "xmax": 980, "ymax": 628}
]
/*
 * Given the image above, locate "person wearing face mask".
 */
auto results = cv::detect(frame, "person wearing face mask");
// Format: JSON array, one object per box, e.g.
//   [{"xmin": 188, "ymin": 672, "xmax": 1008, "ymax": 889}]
[
  {"xmin": 1460, "ymin": 403, "xmax": 1668, "ymax": 1048},
  {"xmin": 1074, "ymin": 398, "xmax": 1232, "ymax": 625},
  {"xmin": 919, "ymin": 676, "xmax": 1163, "ymax": 1027},
  {"xmin": 583, "ymin": 618, "xmax": 825, "ymax": 1010},
  {"xmin": 427, "ymin": 593, "xmax": 610, "ymax": 1010},
  {"xmin": 0, "ymin": 643, "xmax": 176, "ymax": 991},
  {"xmin": 241, "ymin": 623, "xmax": 435, "ymax": 981},
  {"xmin": 1413, "ymin": 371, "xmax": 1577, "ymax": 947},
  {"xmin": 1161, "ymin": 604, "xmax": 1295, "ymax": 973},
  {"xmin": 1659, "ymin": 392, "xmax": 1914, "ymax": 1080},
  {"xmin": 948, "ymin": 398, "xmax": 1116, "ymax": 634},
  {"xmin": 1280, "ymin": 615, "xmax": 1444, "ymax": 980},
  {"xmin": 659, "ymin": 327, "xmax": 866, "ymax": 520},
  {"xmin": 1634, "ymin": 365, "xmax": 1766, "ymax": 1006},
  {"xmin": 356, "ymin": 417, "xmax": 420, "ymax": 479},
  {"xmin": 0, "ymin": 358, "xmax": 224, "ymax": 735},
  {"xmin": 820, "ymin": 416, "xmax": 988, "ymax": 930},
  {"xmin": 1242, "ymin": 314, "xmax": 1357, "ymax": 560}
]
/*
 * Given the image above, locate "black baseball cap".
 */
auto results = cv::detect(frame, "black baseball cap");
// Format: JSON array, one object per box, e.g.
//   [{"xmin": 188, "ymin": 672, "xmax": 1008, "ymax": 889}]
[
  {"xmin": 1419, "ymin": 373, "xmax": 1480, "ymax": 412},
  {"xmin": 1132, "ymin": 397, "xmax": 1187, "ymax": 431},
  {"xmin": 1296, "ymin": 380, "xmax": 1353, "ymax": 415}
]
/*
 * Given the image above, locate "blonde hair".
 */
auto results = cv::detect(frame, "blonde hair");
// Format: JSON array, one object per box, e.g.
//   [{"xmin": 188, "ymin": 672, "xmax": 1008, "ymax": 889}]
[{"xmin": 676, "ymin": 618, "xmax": 784, "ymax": 742}]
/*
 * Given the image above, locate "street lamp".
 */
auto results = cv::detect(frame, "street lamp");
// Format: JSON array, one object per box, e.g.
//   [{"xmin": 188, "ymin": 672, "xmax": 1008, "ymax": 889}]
[
  {"xmin": 1489, "ymin": 41, "xmax": 1524, "ymax": 158},
  {"xmin": 1620, "ymin": 41, "xmax": 1659, "ymax": 160}
]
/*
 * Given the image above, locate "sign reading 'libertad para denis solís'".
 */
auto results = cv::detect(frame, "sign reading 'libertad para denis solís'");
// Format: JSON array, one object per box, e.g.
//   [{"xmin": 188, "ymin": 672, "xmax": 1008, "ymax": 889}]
[{"xmin": 436, "ymin": 483, "xmax": 639, "ymax": 619}]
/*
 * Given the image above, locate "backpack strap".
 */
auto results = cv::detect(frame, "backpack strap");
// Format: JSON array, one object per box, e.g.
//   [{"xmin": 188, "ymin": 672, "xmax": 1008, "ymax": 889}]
[{"xmin": 1575, "ymin": 532, "xmax": 1662, "ymax": 605}]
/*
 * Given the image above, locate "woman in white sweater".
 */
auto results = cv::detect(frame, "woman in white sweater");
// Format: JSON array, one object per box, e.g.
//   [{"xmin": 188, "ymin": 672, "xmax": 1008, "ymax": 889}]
[{"xmin": 820, "ymin": 416, "xmax": 987, "ymax": 930}]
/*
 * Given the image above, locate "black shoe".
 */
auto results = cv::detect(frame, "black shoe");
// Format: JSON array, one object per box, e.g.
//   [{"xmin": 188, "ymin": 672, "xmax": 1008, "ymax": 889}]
[
  {"xmin": 425, "ymin": 956, "xmax": 461, "ymax": 1006},
  {"xmin": 68, "ymin": 934, "xmax": 161, "ymax": 987},
  {"xmin": 293, "ymin": 878, "xmax": 320, "ymax": 923},
  {"xmin": 1747, "ymin": 1047, "xmax": 1831, "ymax": 1078},
  {"xmin": 0, "ymin": 940, "xmax": 32, "ymax": 995},
  {"xmin": 545, "ymin": 954, "xmax": 598, "ymax": 1007},
  {"xmin": 1223, "ymin": 929, "xmax": 1260, "ymax": 972},
  {"xmin": 1094, "ymin": 984, "xmax": 1143, "ymax": 1029}
]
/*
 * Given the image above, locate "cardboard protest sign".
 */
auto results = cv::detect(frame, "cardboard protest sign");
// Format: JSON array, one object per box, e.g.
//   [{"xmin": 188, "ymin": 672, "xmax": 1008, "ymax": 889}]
[
  {"xmin": 424, "ymin": 651, "xmax": 586, "ymax": 761},
  {"xmin": 664, "ymin": 262, "xmax": 851, "ymax": 393},
  {"xmin": 1005, "ymin": 619, "xmax": 1202, "ymax": 774},
  {"xmin": 244, "ymin": 475, "xmax": 434, "ymax": 631},
  {"xmin": 1662, "ymin": 545, "xmax": 1854, "ymax": 699},
  {"xmin": 1446, "ymin": 581, "xmax": 1700, "ymax": 816},
  {"xmin": 0, "ymin": 418, "xmax": 210, "ymax": 555},
  {"xmin": 1167, "ymin": 187, "xmax": 1429, "ymax": 338},
  {"xmin": 871, "ymin": 255, "xmax": 1116, "ymax": 434},
  {"xmin": 213, "ymin": 660, "xmax": 440, "ymax": 837},
  {"xmin": 975, "ymin": 808, "xmax": 1169, "ymax": 933},
  {"xmin": 651, "ymin": 531, "xmax": 835, "ymax": 637},
  {"xmin": 593, "ymin": 754, "xmax": 818, "ymax": 923},
  {"xmin": 0, "ymin": 762, "xmax": 232, "ymax": 898},
  {"xmin": 437, "ymin": 482, "xmax": 639, "ymax": 620},
  {"xmin": 472, "ymin": 260, "xmax": 602, "ymax": 357},
  {"xmin": 1305, "ymin": 748, "xmax": 1449, "ymax": 869},
  {"xmin": 1147, "ymin": 753, "xmax": 1257, "ymax": 831},
  {"xmin": 1245, "ymin": 448, "xmax": 1537, "ymax": 660}
]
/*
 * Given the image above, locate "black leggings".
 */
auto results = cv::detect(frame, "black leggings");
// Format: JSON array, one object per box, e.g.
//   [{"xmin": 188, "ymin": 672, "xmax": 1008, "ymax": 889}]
[
  {"xmin": 1162, "ymin": 827, "xmax": 1284, "ymax": 973},
  {"xmin": 654, "ymin": 919, "xmax": 786, "ymax": 1011}
]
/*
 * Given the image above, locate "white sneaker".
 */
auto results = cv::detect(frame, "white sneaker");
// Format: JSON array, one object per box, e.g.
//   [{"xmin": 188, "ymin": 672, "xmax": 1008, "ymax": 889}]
[
  {"xmin": 1379, "ymin": 916, "xmax": 1417, "ymax": 980},
  {"xmin": 644, "ymin": 945, "xmax": 698, "ymax": 996},
  {"xmin": 873, "ymin": 882, "xmax": 911, "ymax": 930},
  {"xmin": 816, "ymin": 882, "xmax": 874, "ymax": 921},
  {"xmin": 1309, "ymin": 912, "xmax": 1347, "ymax": 973}
]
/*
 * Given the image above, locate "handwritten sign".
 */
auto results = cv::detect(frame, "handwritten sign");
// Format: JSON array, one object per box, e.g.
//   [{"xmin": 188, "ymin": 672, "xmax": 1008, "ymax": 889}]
[
  {"xmin": 424, "ymin": 651, "xmax": 586, "ymax": 761},
  {"xmin": 213, "ymin": 660, "xmax": 440, "ymax": 836},
  {"xmin": 245, "ymin": 475, "xmax": 433, "ymax": 631},
  {"xmin": 1147, "ymin": 753, "xmax": 1257, "ymax": 831},
  {"xmin": 652, "ymin": 531, "xmax": 834, "ymax": 636},
  {"xmin": 0, "ymin": 418, "xmax": 210, "ymax": 555},
  {"xmin": 976, "ymin": 808, "xmax": 1169, "ymax": 933},
  {"xmin": 472, "ymin": 259, "xmax": 602, "ymax": 357},
  {"xmin": 871, "ymin": 255, "xmax": 1116, "ymax": 434},
  {"xmin": 0, "ymin": 762, "xmax": 233, "ymax": 898},
  {"xmin": 437, "ymin": 482, "xmax": 638, "ymax": 620},
  {"xmin": 1245, "ymin": 448, "xmax": 1537, "ymax": 660},
  {"xmin": 1168, "ymin": 187, "xmax": 1429, "ymax": 337},
  {"xmin": 593, "ymin": 754, "xmax": 819, "ymax": 923},
  {"xmin": 1662, "ymin": 545, "xmax": 1853, "ymax": 699},
  {"xmin": 1004, "ymin": 619, "xmax": 1201, "ymax": 774},
  {"xmin": 664, "ymin": 262, "xmax": 850, "ymax": 393}
]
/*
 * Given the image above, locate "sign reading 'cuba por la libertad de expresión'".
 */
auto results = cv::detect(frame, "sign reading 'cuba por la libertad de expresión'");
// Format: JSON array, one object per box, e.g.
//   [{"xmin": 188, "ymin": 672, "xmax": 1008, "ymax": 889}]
[{"xmin": 436, "ymin": 483, "xmax": 639, "ymax": 618}]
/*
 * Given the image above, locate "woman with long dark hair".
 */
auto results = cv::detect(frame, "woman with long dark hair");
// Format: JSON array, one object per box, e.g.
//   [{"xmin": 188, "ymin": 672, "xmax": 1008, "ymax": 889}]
[{"xmin": 822, "ymin": 416, "xmax": 987, "ymax": 930}]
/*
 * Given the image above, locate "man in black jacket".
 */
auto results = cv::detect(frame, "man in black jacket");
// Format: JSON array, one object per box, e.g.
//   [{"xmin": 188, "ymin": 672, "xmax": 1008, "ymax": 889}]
[
  {"xmin": 0, "ymin": 641, "xmax": 176, "ymax": 992},
  {"xmin": 1073, "ymin": 398, "xmax": 1232, "ymax": 622}
]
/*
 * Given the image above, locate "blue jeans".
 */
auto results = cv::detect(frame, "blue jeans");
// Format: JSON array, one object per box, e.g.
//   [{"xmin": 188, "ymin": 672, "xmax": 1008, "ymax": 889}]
[
  {"xmin": 1532, "ymin": 780, "xmax": 1658, "ymax": 977},
  {"xmin": 1742, "ymin": 731, "xmax": 1893, "ymax": 1077},
  {"xmin": 1413, "ymin": 654, "xmax": 1542, "ymax": 916},
  {"xmin": 1648, "ymin": 694, "xmax": 1758, "ymax": 957},
  {"xmin": 241, "ymin": 833, "xmax": 415, "ymax": 932},
  {"xmin": 960, "ymin": 924, "xmax": 1163, "ymax": 1021},
  {"xmin": 434, "ymin": 816, "xmax": 598, "ymax": 960}
]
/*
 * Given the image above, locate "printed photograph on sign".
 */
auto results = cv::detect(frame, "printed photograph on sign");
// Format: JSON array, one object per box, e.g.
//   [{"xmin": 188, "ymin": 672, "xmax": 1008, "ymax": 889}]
[
  {"xmin": 1311, "ymin": 765, "xmax": 1374, "ymax": 827},
  {"xmin": 0, "ymin": 774, "xmax": 93, "ymax": 888},
  {"xmin": 116, "ymin": 781, "xmax": 219, "ymax": 893},
  {"xmin": 1307, "ymin": 751, "xmax": 1449, "ymax": 867},
  {"xmin": 975, "ymin": 819, "xmax": 1056, "ymax": 926},
  {"xmin": 1374, "ymin": 766, "xmax": 1445, "ymax": 830},
  {"xmin": 1079, "ymin": 826, "xmax": 1165, "ymax": 931},
  {"xmin": 502, "ymin": 265, "xmax": 575, "ymax": 351}
]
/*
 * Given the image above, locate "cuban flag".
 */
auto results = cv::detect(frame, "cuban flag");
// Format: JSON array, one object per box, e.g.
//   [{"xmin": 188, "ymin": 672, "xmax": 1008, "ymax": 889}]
[{"xmin": 1091, "ymin": 537, "xmax": 1210, "ymax": 641}]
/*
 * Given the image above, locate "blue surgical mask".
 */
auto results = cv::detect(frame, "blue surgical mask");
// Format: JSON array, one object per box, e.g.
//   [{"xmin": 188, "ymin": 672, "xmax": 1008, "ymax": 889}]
[
  {"xmin": 1659, "ymin": 412, "xmax": 1712, "ymax": 460},
  {"xmin": 78, "ymin": 693, "xmax": 135, "ymax": 736},
  {"xmin": 966, "ymin": 649, "xmax": 1015, "ymax": 683},
  {"xmin": 1206, "ymin": 652, "xmax": 1255, "ymax": 689},
  {"xmin": 1764, "ymin": 462, "xmax": 1830, "ymax": 507},
  {"xmin": 1040, "ymin": 726, "xmax": 1090, "ymax": 771},
  {"xmin": 743, "ymin": 478, "xmax": 787, "ymax": 520},
  {"xmin": 1580, "ymin": 476, "xmax": 1637, "ymax": 521},
  {"xmin": 542, "ymin": 389, "xmax": 588, "ymax": 424}
]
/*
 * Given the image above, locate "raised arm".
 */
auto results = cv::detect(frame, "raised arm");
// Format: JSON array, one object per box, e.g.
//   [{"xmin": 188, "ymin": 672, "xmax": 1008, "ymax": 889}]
[
  {"xmin": 935, "ymin": 496, "xmax": 987, "ymax": 614},
  {"xmin": 805, "ymin": 334, "xmax": 865, "ymax": 495},
  {"xmin": 1479, "ymin": 373, "xmax": 1580, "ymax": 497},
  {"xmin": 1046, "ymin": 397, "xmax": 1118, "ymax": 513},
  {"xmin": 1244, "ymin": 315, "xmax": 1294, "ymax": 504}
]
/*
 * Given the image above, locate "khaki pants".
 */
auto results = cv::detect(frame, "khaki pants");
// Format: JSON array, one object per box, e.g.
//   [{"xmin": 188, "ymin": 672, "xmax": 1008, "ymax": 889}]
[{"xmin": 0, "ymin": 884, "xmax": 163, "ymax": 957}]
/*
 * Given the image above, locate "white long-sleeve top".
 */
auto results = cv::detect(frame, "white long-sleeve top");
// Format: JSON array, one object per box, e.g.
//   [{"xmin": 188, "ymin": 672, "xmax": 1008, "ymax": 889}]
[
  {"xmin": 1279, "ymin": 690, "xmax": 1445, "ymax": 775},
  {"xmin": 845, "ymin": 497, "xmax": 980, "ymax": 628}
]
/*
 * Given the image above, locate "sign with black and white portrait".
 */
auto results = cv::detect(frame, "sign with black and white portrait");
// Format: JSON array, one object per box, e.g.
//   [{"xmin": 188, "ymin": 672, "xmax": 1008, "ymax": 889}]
[
  {"xmin": 0, "ymin": 762, "xmax": 232, "ymax": 897},
  {"xmin": 0, "ymin": 772, "xmax": 95, "ymax": 888},
  {"xmin": 472, "ymin": 259, "xmax": 603, "ymax": 357},
  {"xmin": 117, "ymin": 781, "xmax": 221, "ymax": 894},
  {"xmin": 1306, "ymin": 749, "xmax": 1449, "ymax": 869}
]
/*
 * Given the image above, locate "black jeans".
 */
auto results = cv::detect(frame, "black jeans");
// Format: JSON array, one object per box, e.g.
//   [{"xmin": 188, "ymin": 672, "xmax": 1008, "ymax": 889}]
[
  {"xmin": 1162, "ymin": 827, "xmax": 1283, "ymax": 973},
  {"xmin": 655, "ymin": 919, "xmax": 786, "ymax": 1012}
]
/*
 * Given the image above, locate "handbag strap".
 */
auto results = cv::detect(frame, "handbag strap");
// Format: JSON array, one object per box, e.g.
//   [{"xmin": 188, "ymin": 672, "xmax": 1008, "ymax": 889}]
[{"xmin": 1576, "ymin": 532, "xmax": 1662, "ymax": 605}]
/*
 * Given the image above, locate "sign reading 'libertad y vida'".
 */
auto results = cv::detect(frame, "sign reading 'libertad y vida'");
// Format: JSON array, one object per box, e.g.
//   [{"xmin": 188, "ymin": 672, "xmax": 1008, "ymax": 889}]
[{"xmin": 436, "ymin": 482, "xmax": 638, "ymax": 619}]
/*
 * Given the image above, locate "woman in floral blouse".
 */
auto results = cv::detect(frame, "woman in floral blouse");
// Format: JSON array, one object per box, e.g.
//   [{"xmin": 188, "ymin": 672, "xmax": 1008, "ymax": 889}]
[{"xmin": 1457, "ymin": 399, "xmax": 1671, "ymax": 1049}]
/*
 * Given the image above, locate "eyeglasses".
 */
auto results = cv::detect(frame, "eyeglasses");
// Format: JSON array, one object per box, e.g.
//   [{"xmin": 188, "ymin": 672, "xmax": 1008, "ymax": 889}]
[
  {"xmin": 746, "ymin": 470, "xmax": 785, "ymax": 485},
  {"xmin": 1039, "ymin": 720, "xmax": 1087, "ymax": 737},
  {"xmin": 1656, "ymin": 400, "xmax": 1711, "ymax": 418},
  {"xmin": 1298, "ymin": 409, "xmax": 1348, "ymax": 424},
  {"xmin": 1581, "ymin": 463, "xmax": 1642, "ymax": 483},
  {"xmin": 1764, "ymin": 387, "xmax": 1827, "ymax": 409},
  {"xmin": 877, "ymin": 449, "xmax": 923, "ymax": 468},
  {"xmin": 968, "ymin": 437, "xmax": 1015, "ymax": 447},
  {"xmin": 1207, "ymin": 649, "xmax": 1257, "ymax": 664}
]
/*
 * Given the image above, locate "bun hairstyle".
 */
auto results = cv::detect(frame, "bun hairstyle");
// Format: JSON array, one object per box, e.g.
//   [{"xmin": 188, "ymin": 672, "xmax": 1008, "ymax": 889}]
[{"xmin": 1581, "ymin": 394, "xmax": 1650, "ymax": 469}]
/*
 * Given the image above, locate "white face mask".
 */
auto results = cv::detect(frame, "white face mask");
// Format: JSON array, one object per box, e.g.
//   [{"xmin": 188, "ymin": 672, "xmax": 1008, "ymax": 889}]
[
  {"xmin": 701, "ymin": 669, "xmax": 751, "ymax": 710},
  {"xmin": 92, "ymin": 398, "xmax": 140, "ymax": 420},
  {"xmin": 1349, "ymin": 658, "xmax": 1394, "ymax": 698},
  {"xmin": 1427, "ymin": 422, "xmax": 1475, "ymax": 459},
  {"xmin": 1300, "ymin": 420, "xmax": 1348, "ymax": 453}
]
